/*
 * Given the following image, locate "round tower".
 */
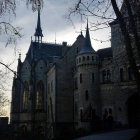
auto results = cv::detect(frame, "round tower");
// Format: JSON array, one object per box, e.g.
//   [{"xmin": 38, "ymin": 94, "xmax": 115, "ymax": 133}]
[{"xmin": 74, "ymin": 22, "xmax": 100, "ymax": 131}]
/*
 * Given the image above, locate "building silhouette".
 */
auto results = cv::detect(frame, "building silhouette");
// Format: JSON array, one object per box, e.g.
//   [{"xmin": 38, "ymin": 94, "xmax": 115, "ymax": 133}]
[{"xmin": 10, "ymin": 1, "xmax": 140, "ymax": 139}]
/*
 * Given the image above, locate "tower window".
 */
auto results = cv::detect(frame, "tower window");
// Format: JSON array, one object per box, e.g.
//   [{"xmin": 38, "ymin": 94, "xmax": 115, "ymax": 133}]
[
  {"xmin": 128, "ymin": 67, "xmax": 133, "ymax": 80},
  {"xmin": 120, "ymin": 68, "xmax": 124, "ymax": 82},
  {"xmin": 80, "ymin": 109, "xmax": 83, "ymax": 122},
  {"xmin": 82, "ymin": 56, "xmax": 85, "ymax": 61},
  {"xmin": 79, "ymin": 57, "xmax": 81, "ymax": 63},
  {"xmin": 85, "ymin": 90, "xmax": 89, "ymax": 101},
  {"xmin": 77, "ymin": 47, "xmax": 78, "ymax": 54},
  {"xmin": 92, "ymin": 56, "xmax": 94, "ymax": 61},
  {"xmin": 107, "ymin": 70, "xmax": 111, "ymax": 82},
  {"xmin": 92, "ymin": 73, "xmax": 94, "ymax": 83},
  {"xmin": 102, "ymin": 70, "xmax": 106, "ymax": 83},
  {"xmin": 80, "ymin": 73, "xmax": 82, "ymax": 83}
]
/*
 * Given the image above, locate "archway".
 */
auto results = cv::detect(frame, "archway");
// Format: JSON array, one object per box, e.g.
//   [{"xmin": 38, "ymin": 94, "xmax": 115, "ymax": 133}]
[{"xmin": 126, "ymin": 93, "xmax": 140, "ymax": 128}]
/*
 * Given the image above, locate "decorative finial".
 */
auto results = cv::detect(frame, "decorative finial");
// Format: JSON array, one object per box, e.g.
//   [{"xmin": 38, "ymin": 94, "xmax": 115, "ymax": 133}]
[{"xmin": 31, "ymin": 36, "xmax": 33, "ymax": 42}]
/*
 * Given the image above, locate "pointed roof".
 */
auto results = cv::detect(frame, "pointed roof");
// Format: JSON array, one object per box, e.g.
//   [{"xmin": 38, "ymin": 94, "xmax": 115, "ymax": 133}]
[
  {"xmin": 34, "ymin": 5, "xmax": 43, "ymax": 37},
  {"xmin": 79, "ymin": 21, "xmax": 95, "ymax": 54}
]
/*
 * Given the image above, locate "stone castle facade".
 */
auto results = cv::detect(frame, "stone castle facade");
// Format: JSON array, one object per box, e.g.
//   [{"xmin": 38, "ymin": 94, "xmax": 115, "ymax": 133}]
[{"xmin": 10, "ymin": 2, "xmax": 139, "ymax": 139}]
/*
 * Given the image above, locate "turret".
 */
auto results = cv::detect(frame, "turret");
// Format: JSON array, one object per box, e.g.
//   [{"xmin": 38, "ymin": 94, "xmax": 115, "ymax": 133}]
[
  {"xmin": 76, "ymin": 21, "xmax": 98, "ymax": 66},
  {"xmin": 74, "ymin": 21, "xmax": 100, "ymax": 131}
]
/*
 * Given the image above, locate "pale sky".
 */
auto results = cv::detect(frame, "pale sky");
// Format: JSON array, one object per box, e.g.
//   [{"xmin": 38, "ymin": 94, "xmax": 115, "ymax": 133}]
[{"xmin": 0, "ymin": 0, "xmax": 111, "ymax": 116}]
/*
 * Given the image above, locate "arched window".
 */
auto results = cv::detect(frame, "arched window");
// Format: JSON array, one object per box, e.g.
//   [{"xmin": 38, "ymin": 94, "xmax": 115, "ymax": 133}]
[
  {"xmin": 36, "ymin": 81, "xmax": 44, "ymax": 110},
  {"xmin": 23, "ymin": 82, "xmax": 29, "ymax": 111},
  {"xmin": 87, "ymin": 56, "xmax": 89, "ymax": 60}
]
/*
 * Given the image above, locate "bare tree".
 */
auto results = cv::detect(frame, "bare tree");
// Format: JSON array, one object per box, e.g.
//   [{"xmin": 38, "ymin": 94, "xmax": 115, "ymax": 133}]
[{"xmin": 69, "ymin": 0, "xmax": 140, "ymax": 92}]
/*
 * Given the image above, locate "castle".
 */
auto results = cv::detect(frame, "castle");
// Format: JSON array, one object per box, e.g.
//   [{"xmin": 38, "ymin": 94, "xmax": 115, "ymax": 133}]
[{"xmin": 10, "ymin": 1, "xmax": 139, "ymax": 139}]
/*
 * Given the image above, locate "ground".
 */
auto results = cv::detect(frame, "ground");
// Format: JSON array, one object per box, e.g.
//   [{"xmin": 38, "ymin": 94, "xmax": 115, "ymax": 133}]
[{"xmin": 74, "ymin": 129, "xmax": 137, "ymax": 140}]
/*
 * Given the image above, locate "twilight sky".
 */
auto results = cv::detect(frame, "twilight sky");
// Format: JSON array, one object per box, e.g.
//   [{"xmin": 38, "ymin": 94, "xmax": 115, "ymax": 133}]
[
  {"xmin": 0, "ymin": 0, "xmax": 111, "ymax": 63},
  {"xmin": 0, "ymin": 0, "xmax": 111, "ymax": 116}
]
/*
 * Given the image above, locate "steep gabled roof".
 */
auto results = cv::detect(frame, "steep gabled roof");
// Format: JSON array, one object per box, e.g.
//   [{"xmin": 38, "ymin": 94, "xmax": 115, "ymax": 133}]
[{"xmin": 25, "ymin": 42, "xmax": 65, "ymax": 64}]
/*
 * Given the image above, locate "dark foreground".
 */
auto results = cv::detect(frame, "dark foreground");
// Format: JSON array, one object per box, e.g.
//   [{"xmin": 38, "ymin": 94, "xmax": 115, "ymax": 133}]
[{"xmin": 0, "ymin": 129, "xmax": 139, "ymax": 140}]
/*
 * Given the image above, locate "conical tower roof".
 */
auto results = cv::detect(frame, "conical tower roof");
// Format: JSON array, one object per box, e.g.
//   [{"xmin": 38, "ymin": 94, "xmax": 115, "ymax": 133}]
[{"xmin": 79, "ymin": 21, "xmax": 95, "ymax": 54}]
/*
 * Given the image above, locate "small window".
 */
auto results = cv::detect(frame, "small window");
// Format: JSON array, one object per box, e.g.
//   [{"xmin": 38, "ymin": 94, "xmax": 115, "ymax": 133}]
[
  {"xmin": 109, "ymin": 108, "xmax": 112, "ymax": 114},
  {"xmin": 80, "ymin": 109, "xmax": 83, "ymax": 122},
  {"xmin": 107, "ymin": 70, "xmax": 111, "ymax": 82},
  {"xmin": 120, "ymin": 68, "xmax": 124, "ymax": 82},
  {"xmin": 79, "ymin": 57, "xmax": 81, "ymax": 63},
  {"xmin": 85, "ymin": 90, "xmax": 89, "ymax": 101},
  {"xmin": 80, "ymin": 73, "xmax": 82, "ymax": 83},
  {"xmin": 76, "ymin": 59, "xmax": 78, "ymax": 64},
  {"xmin": 102, "ymin": 70, "xmax": 106, "ymax": 83},
  {"xmin": 92, "ymin": 56, "xmax": 94, "ymax": 61},
  {"xmin": 92, "ymin": 73, "xmax": 94, "ymax": 83},
  {"xmin": 128, "ymin": 67, "xmax": 132, "ymax": 80},
  {"xmin": 77, "ymin": 47, "xmax": 78, "ymax": 54},
  {"xmin": 87, "ymin": 56, "xmax": 89, "ymax": 60},
  {"xmin": 48, "ymin": 105, "xmax": 50, "ymax": 119},
  {"xmin": 82, "ymin": 56, "xmax": 85, "ymax": 61}
]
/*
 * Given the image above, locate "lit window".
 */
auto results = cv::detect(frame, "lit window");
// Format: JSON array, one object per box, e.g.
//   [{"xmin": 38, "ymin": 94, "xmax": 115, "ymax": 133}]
[
  {"xmin": 36, "ymin": 81, "xmax": 44, "ymax": 110},
  {"xmin": 23, "ymin": 82, "xmax": 29, "ymax": 111}
]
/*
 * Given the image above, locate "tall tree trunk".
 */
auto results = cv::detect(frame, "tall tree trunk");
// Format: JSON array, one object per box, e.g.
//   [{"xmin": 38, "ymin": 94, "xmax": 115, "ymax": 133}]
[
  {"xmin": 124, "ymin": 0, "xmax": 140, "ymax": 60},
  {"xmin": 111, "ymin": 0, "xmax": 140, "ymax": 93}
]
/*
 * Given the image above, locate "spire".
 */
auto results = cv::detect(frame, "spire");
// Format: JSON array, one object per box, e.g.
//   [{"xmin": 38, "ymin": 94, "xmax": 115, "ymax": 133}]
[
  {"xmin": 34, "ymin": 4, "xmax": 43, "ymax": 43},
  {"xmin": 79, "ymin": 19, "xmax": 95, "ymax": 54}
]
